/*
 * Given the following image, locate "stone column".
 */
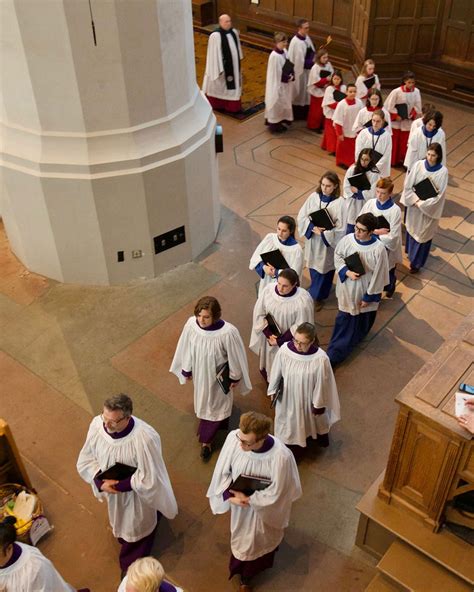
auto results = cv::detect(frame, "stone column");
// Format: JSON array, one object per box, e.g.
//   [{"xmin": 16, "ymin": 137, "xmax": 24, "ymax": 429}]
[{"xmin": 0, "ymin": 0, "xmax": 220, "ymax": 285}]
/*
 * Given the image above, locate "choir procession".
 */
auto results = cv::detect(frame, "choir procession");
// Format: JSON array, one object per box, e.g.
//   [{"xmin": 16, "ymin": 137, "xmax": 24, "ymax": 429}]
[{"xmin": 1, "ymin": 9, "xmax": 473, "ymax": 592}]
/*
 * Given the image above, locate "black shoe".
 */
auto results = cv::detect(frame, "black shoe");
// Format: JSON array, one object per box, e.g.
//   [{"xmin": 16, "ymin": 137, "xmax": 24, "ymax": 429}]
[
  {"xmin": 200, "ymin": 445, "xmax": 212, "ymax": 461},
  {"xmin": 409, "ymin": 267, "xmax": 419, "ymax": 274},
  {"xmin": 384, "ymin": 288, "xmax": 395, "ymax": 298},
  {"xmin": 317, "ymin": 433, "xmax": 330, "ymax": 448}
]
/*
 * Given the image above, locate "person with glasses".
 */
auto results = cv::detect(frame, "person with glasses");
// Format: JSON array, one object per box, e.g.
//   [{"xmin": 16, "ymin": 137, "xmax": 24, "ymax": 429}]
[
  {"xmin": 207, "ymin": 411, "xmax": 301, "ymax": 592},
  {"xmin": 267, "ymin": 322, "xmax": 340, "ymax": 454},
  {"xmin": 327, "ymin": 212, "xmax": 389, "ymax": 366},
  {"xmin": 77, "ymin": 393, "xmax": 178, "ymax": 575}
]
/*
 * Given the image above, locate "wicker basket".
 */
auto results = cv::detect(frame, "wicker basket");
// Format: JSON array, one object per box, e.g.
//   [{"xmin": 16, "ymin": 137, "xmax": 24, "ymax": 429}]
[{"xmin": 0, "ymin": 483, "xmax": 43, "ymax": 542}]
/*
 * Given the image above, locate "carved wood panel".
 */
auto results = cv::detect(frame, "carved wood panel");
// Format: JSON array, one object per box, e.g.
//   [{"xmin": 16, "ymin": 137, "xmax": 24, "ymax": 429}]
[{"xmin": 439, "ymin": 0, "xmax": 474, "ymax": 65}]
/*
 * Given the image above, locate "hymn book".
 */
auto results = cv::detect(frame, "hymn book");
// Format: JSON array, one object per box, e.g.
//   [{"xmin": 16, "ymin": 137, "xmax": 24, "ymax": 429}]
[
  {"xmin": 370, "ymin": 149, "xmax": 383, "ymax": 164},
  {"xmin": 216, "ymin": 362, "xmax": 231, "ymax": 395},
  {"xmin": 265, "ymin": 313, "xmax": 282, "ymax": 337},
  {"xmin": 319, "ymin": 69, "xmax": 332, "ymax": 78},
  {"xmin": 270, "ymin": 376, "xmax": 284, "ymax": 409},
  {"xmin": 363, "ymin": 76, "xmax": 376, "ymax": 89},
  {"xmin": 96, "ymin": 463, "xmax": 137, "ymax": 481},
  {"xmin": 348, "ymin": 173, "xmax": 371, "ymax": 191},
  {"xmin": 344, "ymin": 252, "xmax": 366, "ymax": 276},
  {"xmin": 282, "ymin": 59, "xmax": 295, "ymax": 77},
  {"xmin": 309, "ymin": 208, "xmax": 335, "ymax": 230},
  {"xmin": 231, "ymin": 474, "xmax": 272, "ymax": 496},
  {"xmin": 260, "ymin": 249, "xmax": 290, "ymax": 270},
  {"xmin": 395, "ymin": 103, "xmax": 409, "ymax": 120},
  {"xmin": 413, "ymin": 177, "xmax": 439, "ymax": 200},
  {"xmin": 376, "ymin": 215, "xmax": 390, "ymax": 231},
  {"xmin": 333, "ymin": 89, "xmax": 346, "ymax": 102}
]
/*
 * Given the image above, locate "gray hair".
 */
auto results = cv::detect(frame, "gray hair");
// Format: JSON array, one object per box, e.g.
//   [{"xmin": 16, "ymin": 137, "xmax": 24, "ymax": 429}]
[{"xmin": 103, "ymin": 393, "xmax": 133, "ymax": 417}]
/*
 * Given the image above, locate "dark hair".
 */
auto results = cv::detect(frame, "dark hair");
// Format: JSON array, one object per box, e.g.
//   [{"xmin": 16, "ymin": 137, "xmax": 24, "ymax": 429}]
[
  {"xmin": 240, "ymin": 411, "xmax": 272, "ymax": 440},
  {"xmin": 356, "ymin": 212, "xmax": 377, "ymax": 232},
  {"xmin": 330, "ymin": 69, "xmax": 343, "ymax": 85},
  {"xmin": 354, "ymin": 148, "xmax": 379, "ymax": 174},
  {"xmin": 426, "ymin": 142, "xmax": 443, "ymax": 164},
  {"xmin": 402, "ymin": 71, "xmax": 416, "ymax": 83},
  {"xmin": 294, "ymin": 322, "xmax": 319, "ymax": 347},
  {"xmin": 104, "ymin": 393, "xmax": 133, "ymax": 417},
  {"xmin": 421, "ymin": 102, "xmax": 436, "ymax": 114},
  {"xmin": 317, "ymin": 171, "xmax": 341, "ymax": 198},
  {"xmin": 0, "ymin": 516, "xmax": 17, "ymax": 553},
  {"xmin": 194, "ymin": 296, "xmax": 221, "ymax": 321},
  {"xmin": 279, "ymin": 268, "xmax": 299, "ymax": 286},
  {"xmin": 422, "ymin": 110, "xmax": 443, "ymax": 129},
  {"xmin": 277, "ymin": 215, "xmax": 296, "ymax": 237},
  {"xmin": 346, "ymin": 82, "xmax": 356, "ymax": 90},
  {"xmin": 366, "ymin": 88, "xmax": 383, "ymax": 108},
  {"xmin": 315, "ymin": 48, "xmax": 328, "ymax": 65},
  {"xmin": 296, "ymin": 18, "xmax": 309, "ymax": 28}
]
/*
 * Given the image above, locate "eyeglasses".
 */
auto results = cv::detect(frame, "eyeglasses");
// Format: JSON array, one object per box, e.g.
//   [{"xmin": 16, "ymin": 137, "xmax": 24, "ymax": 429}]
[
  {"xmin": 293, "ymin": 338, "xmax": 311, "ymax": 347},
  {"xmin": 354, "ymin": 225, "xmax": 368, "ymax": 233},
  {"xmin": 101, "ymin": 413, "xmax": 128, "ymax": 427},
  {"xmin": 235, "ymin": 431, "xmax": 261, "ymax": 448}
]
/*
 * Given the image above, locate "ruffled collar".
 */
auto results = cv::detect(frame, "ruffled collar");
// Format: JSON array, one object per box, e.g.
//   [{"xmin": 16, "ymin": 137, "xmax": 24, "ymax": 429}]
[
  {"xmin": 401, "ymin": 85, "xmax": 415, "ymax": 92},
  {"xmin": 345, "ymin": 98, "xmax": 356, "ymax": 105}
]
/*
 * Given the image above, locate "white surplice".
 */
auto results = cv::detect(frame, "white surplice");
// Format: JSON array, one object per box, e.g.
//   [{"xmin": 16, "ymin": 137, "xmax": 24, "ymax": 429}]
[
  {"xmin": 297, "ymin": 193, "xmax": 345, "ymax": 273},
  {"xmin": 307, "ymin": 61, "xmax": 334, "ymax": 98},
  {"xmin": 118, "ymin": 576, "xmax": 183, "ymax": 592},
  {"xmin": 0, "ymin": 543, "xmax": 74, "ymax": 592},
  {"xmin": 264, "ymin": 49, "xmax": 294, "ymax": 124},
  {"xmin": 355, "ymin": 74, "xmax": 381, "ymax": 99},
  {"xmin": 288, "ymin": 35, "xmax": 315, "ymax": 106},
  {"xmin": 359, "ymin": 199, "xmax": 403, "ymax": 269},
  {"xmin": 334, "ymin": 234, "xmax": 389, "ymax": 315},
  {"xmin": 267, "ymin": 343, "xmax": 340, "ymax": 447},
  {"xmin": 400, "ymin": 160, "xmax": 448, "ymax": 243},
  {"xmin": 355, "ymin": 127, "xmax": 392, "ymax": 177},
  {"xmin": 249, "ymin": 233, "xmax": 304, "ymax": 297},
  {"xmin": 77, "ymin": 416, "xmax": 178, "ymax": 542},
  {"xmin": 322, "ymin": 84, "xmax": 347, "ymax": 119},
  {"xmin": 170, "ymin": 318, "xmax": 251, "ymax": 421},
  {"xmin": 207, "ymin": 430, "xmax": 302, "ymax": 560},
  {"xmin": 249, "ymin": 285, "xmax": 314, "ymax": 376},
  {"xmin": 403, "ymin": 126, "xmax": 446, "ymax": 171},
  {"xmin": 352, "ymin": 106, "xmax": 392, "ymax": 135},
  {"xmin": 202, "ymin": 30, "xmax": 243, "ymax": 101},
  {"xmin": 333, "ymin": 98, "xmax": 364, "ymax": 138},
  {"xmin": 342, "ymin": 165, "xmax": 380, "ymax": 226},
  {"xmin": 384, "ymin": 86, "xmax": 422, "ymax": 132}
]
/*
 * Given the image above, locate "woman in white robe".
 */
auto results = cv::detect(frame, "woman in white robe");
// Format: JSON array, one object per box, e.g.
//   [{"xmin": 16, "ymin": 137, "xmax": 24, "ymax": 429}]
[
  {"xmin": 297, "ymin": 171, "xmax": 345, "ymax": 309},
  {"xmin": 327, "ymin": 212, "xmax": 389, "ymax": 366},
  {"xmin": 321, "ymin": 70, "xmax": 346, "ymax": 154},
  {"xmin": 355, "ymin": 110, "xmax": 392, "ymax": 177},
  {"xmin": 170, "ymin": 296, "xmax": 251, "ymax": 459},
  {"xmin": 404, "ymin": 110, "xmax": 446, "ymax": 172},
  {"xmin": 268, "ymin": 322, "xmax": 340, "ymax": 450},
  {"xmin": 307, "ymin": 49, "xmax": 333, "ymax": 131},
  {"xmin": 249, "ymin": 215, "xmax": 303, "ymax": 297},
  {"xmin": 288, "ymin": 20, "xmax": 315, "ymax": 119},
  {"xmin": 352, "ymin": 88, "xmax": 392, "ymax": 135},
  {"xmin": 250, "ymin": 269, "xmax": 314, "ymax": 382},
  {"xmin": 207, "ymin": 411, "xmax": 302, "ymax": 589},
  {"xmin": 400, "ymin": 143, "xmax": 448, "ymax": 273},
  {"xmin": 355, "ymin": 59, "xmax": 381, "ymax": 100},
  {"xmin": 264, "ymin": 32, "xmax": 294, "ymax": 133}
]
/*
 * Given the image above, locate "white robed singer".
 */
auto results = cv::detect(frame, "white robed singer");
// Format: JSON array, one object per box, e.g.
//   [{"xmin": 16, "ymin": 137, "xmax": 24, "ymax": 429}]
[
  {"xmin": 342, "ymin": 165, "xmax": 380, "ymax": 228},
  {"xmin": 288, "ymin": 34, "xmax": 315, "ymax": 107},
  {"xmin": 359, "ymin": 200, "xmax": 403, "ymax": 272},
  {"xmin": 77, "ymin": 416, "xmax": 178, "ymax": 542},
  {"xmin": 400, "ymin": 160, "xmax": 448, "ymax": 244},
  {"xmin": 207, "ymin": 430, "xmax": 302, "ymax": 560},
  {"xmin": 249, "ymin": 233, "xmax": 304, "ymax": 296},
  {"xmin": 355, "ymin": 127, "xmax": 392, "ymax": 177},
  {"xmin": 170, "ymin": 318, "xmax": 252, "ymax": 422},
  {"xmin": 268, "ymin": 343, "xmax": 340, "ymax": 447},
  {"xmin": 0, "ymin": 543, "xmax": 74, "ymax": 592},
  {"xmin": 250, "ymin": 284, "xmax": 314, "ymax": 377},
  {"xmin": 334, "ymin": 234, "xmax": 389, "ymax": 316},
  {"xmin": 264, "ymin": 48, "xmax": 293, "ymax": 125},
  {"xmin": 403, "ymin": 125, "xmax": 446, "ymax": 172},
  {"xmin": 202, "ymin": 29, "xmax": 243, "ymax": 102},
  {"xmin": 352, "ymin": 106, "xmax": 392, "ymax": 135},
  {"xmin": 297, "ymin": 192, "xmax": 345, "ymax": 274}
]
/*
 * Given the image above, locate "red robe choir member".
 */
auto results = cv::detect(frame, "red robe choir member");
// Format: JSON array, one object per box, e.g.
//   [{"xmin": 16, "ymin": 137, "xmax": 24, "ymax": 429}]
[
  {"xmin": 404, "ymin": 110, "xmax": 446, "ymax": 172},
  {"xmin": 355, "ymin": 59, "xmax": 381, "ymax": 100},
  {"xmin": 352, "ymin": 88, "xmax": 392, "ymax": 135},
  {"xmin": 307, "ymin": 49, "xmax": 333, "ymax": 131},
  {"xmin": 288, "ymin": 19, "xmax": 315, "ymax": 120},
  {"xmin": 333, "ymin": 84, "xmax": 364, "ymax": 168},
  {"xmin": 355, "ymin": 110, "xmax": 392, "ymax": 177},
  {"xmin": 321, "ymin": 70, "xmax": 346, "ymax": 154},
  {"xmin": 264, "ymin": 33, "xmax": 294, "ymax": 133},
  {"xmin": 384, "ymin": 71, "xmax": 422, "ymax": 166}
]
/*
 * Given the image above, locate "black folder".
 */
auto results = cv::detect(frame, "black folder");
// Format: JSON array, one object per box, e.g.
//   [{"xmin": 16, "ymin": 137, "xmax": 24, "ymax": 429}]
[
  {"xmin": 260, "ymin": 249, "xmax": 290, "ymax": 270},
  {"xmin": 309, "ymin": 208, "xmax": 335, "ymax": 231},
  {"xmin": 216, "ymin": 362, "xmax": 231, "ymax": 395},
  {"xmin": 370, "ymin": 149, "xmax": 383, "ymax": 164},
  {"xmin": 363, "ymin": 76, "xmax": 376, "ymax": 89},
  {"xmin": 395, "ymin": 103, "xmax": 409, "ymax": 120},
  {"xmin": 333, "ymin": 89, "xmax": 346, "ymax": 102},
  {"xmin": 413, "ymin": 177, "xmax": 439, "ymax": 200},
  {"xmin": 231, "ymin": 474, "xmax": 272, "ymax": 496},
  {"xmin": 344, "ymin": 252, "xmax": 366, "ymax": 276},
  {"xmin": 319, "ymin": 69, "xmax": 331, "ymax": 78},
  {"xmin": 265, "ymin": 313, "xmax": 282, "ymax": 337},
  {"xmin": 282, "ymin": 59, "xmax": 295, "ymax": 77},
  {"xmin": 96, "ymin": 463, "xmax": 137, "ymax": 481},
  {"xmin": 270, "ymin": 376, "xmax": 284, "ymax": 409},
  {"xmin": 348, "ymin": 173, "xmax": 371, "ymax": 191},
  {"xmin": 376, "ymin": 215, "xmax": 390, "ymax": 230}
]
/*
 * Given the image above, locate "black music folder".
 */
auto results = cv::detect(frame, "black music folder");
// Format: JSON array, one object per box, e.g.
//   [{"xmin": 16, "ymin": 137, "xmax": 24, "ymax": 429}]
[
  {"xmin": 363, "ymin": 76, "xmax": 376, "ymax": 89},
  {"xmin": 319, "ymin": 69, "xmax": 332, "ymax": 78},
  {"xmin": 376, "ymin": 215, "xmax": 390, "ymax": 230},
  {"xmin": 231, "ymin": 474, "xmax": 272, "ymax": 496},
  {"xmin": 333, "ymin": 89, "xmax": 346, "ymax": 102},
  {"xmin": 395, "ymin": 103, "xmax": 409, "ymax": 120},
  {"xmin": 265, "ymin": 313, "xmax": 282, "ymax": 337},
  {"xmin": 96, "ymin": 463, "xmax": 137, "ymax": 481},
  {"xmin": 260, "ymin": 249, "xmax": 289, "ymax": 270},
  {"xmin": 413, "ymin": 177, "xmax": 439, "ymax": 200},
  {"xmin": 309, "ymin": 208, "xmax": 335, "ymax": 231},
  {"xmin": 282, "ymin": 59, "xmax": 295, "ymax": 77},
  {"xmin": 348, "ymin": 173, "xmax": 371, "ymax": 191},
  {"xmin": 371, "ymin": 149, "xmax": 383, "ymax": 164},
  {"xmin": 270, "ymin": 376, "xmax": 284, "ymax": 409},
  {"xmin": 216, "ymin": 362, "xmax": 231, "ymax": 395},
  {"xmin": 344, "ymin": 252, "xmax": 366, "ymax": 276}
]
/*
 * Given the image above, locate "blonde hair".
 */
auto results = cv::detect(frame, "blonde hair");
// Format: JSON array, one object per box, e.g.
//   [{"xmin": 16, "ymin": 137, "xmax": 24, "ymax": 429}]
[
  {"xmin": 274, "ymin": 32, "xmax": 287, "ymax": 44},
  {"xmin": 360, "ymin": 59, "xmax": 375, "ymax": 77},
  {"xmin": 127, "ymin": 557, "xmax": 165, "ymax": 592}
]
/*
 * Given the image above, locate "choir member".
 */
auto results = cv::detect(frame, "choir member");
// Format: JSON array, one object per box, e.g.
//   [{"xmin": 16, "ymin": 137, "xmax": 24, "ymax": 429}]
[
  {"xmin": 297, "ymin": 171, "xmax": 345, "ymax": 310},
  {"xmin": 333, "ymin": 83, "xmax": 364, "ymax": 168},
  {"xmin": 202, "ymin": 14, "xmax": 243, "ymax": 114},
  {"xmin": 404, "ymin": 110, "xmax": 446, "ymax": 172},
  {"xmin": 355, "ymin": 59, "xmax": 381, "ymax": 101},
  {"xmin": 249, "ymin": 269, "xmax": 314, "ymax": 383},
  {"xmin": 384, "ymin": 71, "xmax": 422, "ymax": 166},
  {"xmin": 321, "ymin": 70, "xmax": 346, "ymax": 154},
  {"xmin": 268, "ymin": 322, "xmax": 340, "ymax": 451},
  {"xmin": 264, "ymin": 33, "xmax": 294, "ymax": 133},
  {"xmin": 327, "ymin": 213, "xmax": 389, "ymax": 366},
  {"xmin": 170, "ymin": 296, "xmax": 252, "ymax": 460},
  {"xmin": 249, "ymin": 215, "xmax": 304, "ymax": 297},
  {"xmin": 0, "ymin": 517, "xmax": 83, "ymax": 591},
  {"xmin": 307, "ymin": 48, "xmax": 334, "ymax": 131},
  {"xmin": 207, "ymin": 411, "xmax": 302, "ymax": 592},
  {"xmin": 360, "ymin": 177, "xmax": 402, "ymax": 298},
  {"xmin": 407, "ymin": 102, "xmax": 436, "ymax": 141},
  {"xmin": 118, "ymin": 557, "xmax": 183, "ymax": 592},
  {"xmin": 352, "ymin": 88, "xmax": 392, "ymax": 135},
  {"xmin": 77, "ymin": 394, "xmax": 178, "ymax": 574},
  {"xmin": 288, "ymin": 19, "xmax": 315, "ymax": 120},
  {"xmin": 355, "ymin": 110, "xmax": 392, "ymax": 177},
  {"xmin": 342, "ymin": 148, "xmax": 380, "ymax": 233},
  {"xmin": 400, "ymin": 143, "xmax": 448, "ymax": 274}
]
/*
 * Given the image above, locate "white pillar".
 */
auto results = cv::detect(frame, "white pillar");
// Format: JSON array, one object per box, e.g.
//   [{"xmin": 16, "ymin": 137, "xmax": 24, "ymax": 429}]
[{"xmin": 0, "ymin": 0, "xmax": 220, "ymax": 285}]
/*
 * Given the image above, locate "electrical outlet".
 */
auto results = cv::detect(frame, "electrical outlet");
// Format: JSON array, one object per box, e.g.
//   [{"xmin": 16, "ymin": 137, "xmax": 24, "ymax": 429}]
[
  {"xmin": 132, "ymin": 250, "xmax": 143, "ymax": 258},
  {"xmin": 154, "ymin": 226, "xmax": 186, "ymax": 254}
]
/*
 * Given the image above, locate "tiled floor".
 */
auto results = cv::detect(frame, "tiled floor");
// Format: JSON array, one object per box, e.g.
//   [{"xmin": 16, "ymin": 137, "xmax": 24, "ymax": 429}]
[{"xmin": 0, "ymin": 93, "xmax": 472, "ymax": 591}]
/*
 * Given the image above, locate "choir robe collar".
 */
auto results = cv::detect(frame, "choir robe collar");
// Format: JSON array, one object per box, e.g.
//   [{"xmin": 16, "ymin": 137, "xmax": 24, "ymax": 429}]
[
  {"xmin": 401, "ymin": 85, "xmax": 415, "ymax": 92},
  {"xmin": 296, "ymin": 33, "xmax": 307, "ymax": 41},
  {"xmin": 104, "ymin": 416, "xmax": 135, "ymax": 439},
  {"xmin": 319, "ymin": 192, "xmax": 334, "ymax": 204},
  {"xmin": 288, "ymin": 341, "xmax": 318, "ymax": 356},
  {"xmin": 422, "ymin": 125, "xmax": 437, "ymax": 138},
  {"xmin": 275, "ymin": 285, "xmax": 298, "ymax": 298},
  {"xmin": 355, "ymin": 235, "xmax": 377, "ymax": 245},
  {"xmin": 345, "ymin": 98, "xmax": 356, "ymax": 105},
  {"xmin": 197, "ymin": 318, "xmax": 226, "ymax": 331},
  {"xmin": 367, "ymin": 105, "xmax": 381, "ymax": 112},
  {"xmin": 254, "ymin": 434, "xmax": 275, "ymax": 453},
  {"xmin": 0, "ymin": 542, "xmax": 22, "ymax": 568},
  {"xmin": 274, "ymin": 47, "xmax": 284, "ymax": 54},
  {"xmin": 278, "ymin": 235, "xmax": 298, "ymax": 246},
  {"xmin": 368, "ymin": 126, "xmax": 385, "ymax": 136},
  {"xmin": 376, "ymin": 197, "xmax": 394, "ymax": 210},
  {"xmin": 424, "ymin": 160, "xmax": 442, "ymax": 172}
]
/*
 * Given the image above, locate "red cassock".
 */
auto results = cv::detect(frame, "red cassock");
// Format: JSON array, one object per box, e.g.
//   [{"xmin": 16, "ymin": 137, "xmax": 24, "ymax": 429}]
[
  {"xmin": 334, "ymin": 124, "xmax": 356, "ymax": 167},
  {"xmin": 321, "ymin": 115, "xmax": 337, "ymax": 152},
  {"xmin": 391, "ymin": 129, "xmax": 410, "ymax": 165},
  {"xmin": 307, "ymin": 96, "xmax": 324, "ymax": 130}
]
